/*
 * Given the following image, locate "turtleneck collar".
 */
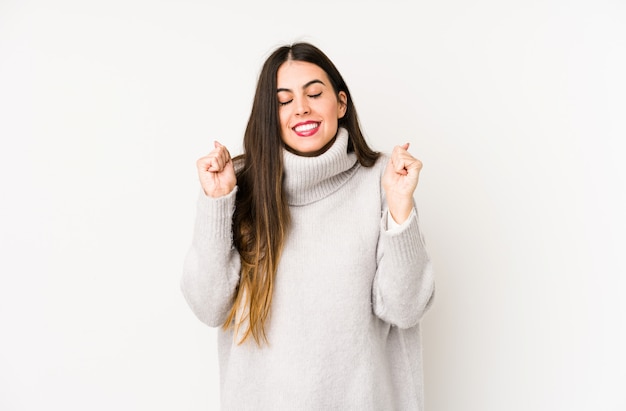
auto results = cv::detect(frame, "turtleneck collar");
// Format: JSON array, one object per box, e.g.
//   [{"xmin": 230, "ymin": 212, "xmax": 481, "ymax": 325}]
[{"xmin": 282, "ymin": 128, "xmax": 359, "ymax": 206}]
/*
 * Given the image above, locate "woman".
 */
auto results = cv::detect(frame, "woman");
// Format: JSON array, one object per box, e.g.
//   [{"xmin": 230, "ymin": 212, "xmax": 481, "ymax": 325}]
[{"xmin": 181, "ymin": 42, "xmax": 434, "ymax": 410}]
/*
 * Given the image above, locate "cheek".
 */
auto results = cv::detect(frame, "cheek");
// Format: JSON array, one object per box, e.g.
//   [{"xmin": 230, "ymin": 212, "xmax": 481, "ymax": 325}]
[
  {"xmin": 330, "ymin": 101, "xmax": 343, "ymax": 119},
  {"xmin": 278, "ymin": 110, "xmax": 290, "ymax": 128}
]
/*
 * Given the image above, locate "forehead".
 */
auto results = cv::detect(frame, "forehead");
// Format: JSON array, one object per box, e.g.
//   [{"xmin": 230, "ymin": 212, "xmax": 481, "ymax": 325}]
[{"xmin": 276, "ymin": 61, "xmax": 330, "ymax": 88}]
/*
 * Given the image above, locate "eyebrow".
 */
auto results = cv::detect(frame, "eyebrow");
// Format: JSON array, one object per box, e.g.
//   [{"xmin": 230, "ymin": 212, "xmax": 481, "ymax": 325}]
[{"xmin": 277, "ymin": 79, "xmax": 325, "ymax": 94}]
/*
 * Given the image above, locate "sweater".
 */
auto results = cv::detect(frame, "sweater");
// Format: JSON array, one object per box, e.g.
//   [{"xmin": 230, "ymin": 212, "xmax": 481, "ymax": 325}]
[{"xmin": 181, "ymin": 128, "xmax": 435, "ymax": 410}]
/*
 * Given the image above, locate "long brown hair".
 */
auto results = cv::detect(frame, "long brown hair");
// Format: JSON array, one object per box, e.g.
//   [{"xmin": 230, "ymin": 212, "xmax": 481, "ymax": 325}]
[{"xmin": 223, "ymin": 42, "xmax": 380, "ymax": 345}]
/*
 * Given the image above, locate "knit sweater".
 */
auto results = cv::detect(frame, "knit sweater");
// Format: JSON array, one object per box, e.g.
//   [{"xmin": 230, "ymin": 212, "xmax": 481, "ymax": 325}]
[{"xmin": 181, "ymin": 128, "xmax": 435, "ymax": 410}]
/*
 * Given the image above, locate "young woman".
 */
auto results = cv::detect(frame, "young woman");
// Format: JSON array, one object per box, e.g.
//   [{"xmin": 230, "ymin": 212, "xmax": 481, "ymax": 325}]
[{"xmin": 181, "ymin": 42, "xmax": 435, "ymax": 410}]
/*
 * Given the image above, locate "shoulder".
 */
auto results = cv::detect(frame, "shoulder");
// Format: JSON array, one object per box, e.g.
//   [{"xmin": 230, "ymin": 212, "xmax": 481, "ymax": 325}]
[
  {"xmin": 352, "ymin": 153, "xmax": 389, "ymax": 186},
  {"xmin": 376, "ymin": 152, "xmax": 390, "ymax": 165},
  {"xmin": 372, "ymin": 153, "xmax": 390, "ymax": 176}
]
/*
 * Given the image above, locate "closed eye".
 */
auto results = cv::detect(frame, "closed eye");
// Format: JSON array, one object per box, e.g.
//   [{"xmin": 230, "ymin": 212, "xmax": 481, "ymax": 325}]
[
  {"xmin": 279, "ymin": 99, "xmax": 293, "ymax": 106},
  {"xmin": 308, "ymin": 92, "xmax": 322, "ymax": 98}
]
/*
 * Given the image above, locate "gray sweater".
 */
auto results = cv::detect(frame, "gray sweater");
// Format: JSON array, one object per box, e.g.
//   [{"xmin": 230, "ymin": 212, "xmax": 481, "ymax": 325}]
[{"xmin": 181, "ymin": 129, "xmax": 435, "ymax": 410}]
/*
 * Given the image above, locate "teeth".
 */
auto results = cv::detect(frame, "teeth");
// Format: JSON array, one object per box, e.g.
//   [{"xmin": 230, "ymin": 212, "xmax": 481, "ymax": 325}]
[{"xmin": 294, "ymin": 123, "xmax": 319, "ymax": 132}]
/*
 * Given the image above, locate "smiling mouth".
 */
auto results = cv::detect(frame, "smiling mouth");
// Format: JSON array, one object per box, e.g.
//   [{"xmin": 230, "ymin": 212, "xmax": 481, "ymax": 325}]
[{"xmin": 293, "ymin": 122, "xmax": 320, "ymax": 136}]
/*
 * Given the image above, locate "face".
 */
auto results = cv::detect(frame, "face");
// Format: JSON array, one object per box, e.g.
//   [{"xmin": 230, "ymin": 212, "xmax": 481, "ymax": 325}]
[{"xmin": 276, "ymin": 61, "xmax": 347, "ymax": 156}]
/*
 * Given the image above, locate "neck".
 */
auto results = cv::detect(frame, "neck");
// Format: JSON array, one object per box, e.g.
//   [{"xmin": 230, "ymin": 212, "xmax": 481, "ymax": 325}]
[
  {"xmin": 282, "ymin": 128, "xmax": 359, "ymax": 206},
  {"xmin": 283, "ymin": 136, "xmax": 337, "ymax": 157}
]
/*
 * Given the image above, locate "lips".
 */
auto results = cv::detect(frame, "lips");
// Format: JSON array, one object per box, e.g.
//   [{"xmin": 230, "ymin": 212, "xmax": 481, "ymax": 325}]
[{"xmin": 293, "ymin": 121, "xmax": 320, "ymax": 137}]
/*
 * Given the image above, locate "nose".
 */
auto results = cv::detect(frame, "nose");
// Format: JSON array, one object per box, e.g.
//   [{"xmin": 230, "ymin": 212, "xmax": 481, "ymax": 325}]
[{"xmin": 294, "ymin": 97, "xmax": 310, "ymax": 116}]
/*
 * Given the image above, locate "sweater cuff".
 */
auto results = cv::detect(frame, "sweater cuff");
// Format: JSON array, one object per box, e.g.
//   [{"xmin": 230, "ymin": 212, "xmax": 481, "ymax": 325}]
[
  {"xmin": 382, "ymin": 209, "xmax": 426, "ymax": 259},
  {"xmin": 195, "ymin": 187, "xmax": 238, "ymax": 243},
  {"xmin": 386, "ymin": 209, "xmax": 413, "ymax": 233}
]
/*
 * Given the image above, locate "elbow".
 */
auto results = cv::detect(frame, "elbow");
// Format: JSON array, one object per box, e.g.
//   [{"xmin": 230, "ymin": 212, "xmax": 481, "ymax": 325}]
[
  {"xmin": 180, "ymin": 273, "xmax": 231, "ymax": 328},
  {"xmin": 199, "ymin": 312, "xmax": 228, "ymax": 329},
  {"xmin": 180, "ymin": 247, "xmax": 240, "ymax": 328},
  {"xmin": 373, "ymin": 277, "xmax": 435, "ymax": 329}
]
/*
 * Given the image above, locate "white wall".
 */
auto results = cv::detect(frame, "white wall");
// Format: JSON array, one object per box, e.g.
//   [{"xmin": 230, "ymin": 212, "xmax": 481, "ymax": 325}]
[{"xmin": 1, "ymin": 0, "xmax": 624, "ymax": 410}]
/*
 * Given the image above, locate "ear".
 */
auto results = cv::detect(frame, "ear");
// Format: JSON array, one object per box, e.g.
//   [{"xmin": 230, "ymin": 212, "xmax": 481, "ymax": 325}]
[{"xmin": 337, "ymin": 91, "xmax": 348, "ymax": 119}]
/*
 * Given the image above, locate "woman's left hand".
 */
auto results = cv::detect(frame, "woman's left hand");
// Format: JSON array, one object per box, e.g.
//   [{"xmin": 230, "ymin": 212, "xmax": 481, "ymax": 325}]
[{"xmin": 382, "ymin": 143, "xmax": 423, "ymax": 224}]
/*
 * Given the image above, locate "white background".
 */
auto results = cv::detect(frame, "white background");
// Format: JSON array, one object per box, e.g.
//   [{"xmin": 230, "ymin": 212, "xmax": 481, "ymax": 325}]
[{"xmin": 1, "ymin": 0, "xmax": 624, "ymax": 410}]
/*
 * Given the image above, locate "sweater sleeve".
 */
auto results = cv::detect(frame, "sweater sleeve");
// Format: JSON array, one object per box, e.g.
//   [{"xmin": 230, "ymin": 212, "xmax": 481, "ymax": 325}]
[
  {"xmin": 372, "ymin": 206, "xmax": 435, "ymax": 329},
  {"xmin": 180, "ymin": 188, "xmax": 241, "ymax": 327}
]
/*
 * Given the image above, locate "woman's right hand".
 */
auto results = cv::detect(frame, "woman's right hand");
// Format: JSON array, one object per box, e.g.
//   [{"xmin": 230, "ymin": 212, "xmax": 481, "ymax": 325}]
[{"xmin": 196, "ymin": 141, "xmax": 237, "ymax": 198}]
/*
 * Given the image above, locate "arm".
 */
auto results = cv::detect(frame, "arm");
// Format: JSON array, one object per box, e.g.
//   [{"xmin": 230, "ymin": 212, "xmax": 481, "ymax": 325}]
[
  {"xmin": 181, "ymin": 140, "xmax": 240, "ymax": 327},
  {"xmin": 372, "ymin": 146, "xmax": 435, "ymax": 328},
  {"xmin": 372, "ymin": 207, "xmax": 435, "ymax": 329},
  {"xmin": 181, "ymin": 189, "xmax": 241, "ymax": 327}
]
